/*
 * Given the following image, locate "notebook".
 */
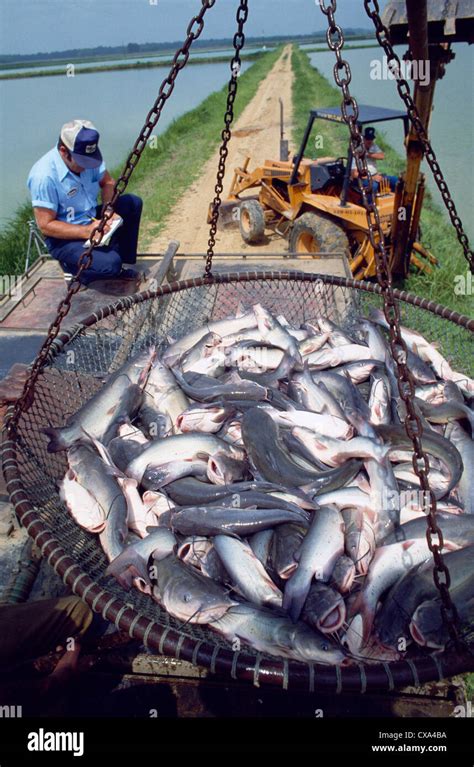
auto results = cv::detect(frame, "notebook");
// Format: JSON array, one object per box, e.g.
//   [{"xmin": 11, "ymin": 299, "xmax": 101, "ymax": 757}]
[{"xmin": 83, "ymin": 215, "xmax": 123, "ymax": 248}]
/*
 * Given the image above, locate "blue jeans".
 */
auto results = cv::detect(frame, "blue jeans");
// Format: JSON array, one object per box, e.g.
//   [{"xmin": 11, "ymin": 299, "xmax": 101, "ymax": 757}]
[{"xmin": 45, "ymin": 194, "xmax": 143, "ymax": 285}]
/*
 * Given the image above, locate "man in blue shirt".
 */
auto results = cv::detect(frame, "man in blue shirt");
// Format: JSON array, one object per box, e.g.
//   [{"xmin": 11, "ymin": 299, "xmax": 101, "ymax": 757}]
[{"xmin": 27, "ymin": 119, "xmax": 143, "ymax": 285}]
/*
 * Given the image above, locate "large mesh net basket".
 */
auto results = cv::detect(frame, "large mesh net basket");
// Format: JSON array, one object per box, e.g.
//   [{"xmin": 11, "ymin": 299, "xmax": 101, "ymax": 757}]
[{"xmin": 2, "ymin": 272, "xmax": 474, "ymax": 693}]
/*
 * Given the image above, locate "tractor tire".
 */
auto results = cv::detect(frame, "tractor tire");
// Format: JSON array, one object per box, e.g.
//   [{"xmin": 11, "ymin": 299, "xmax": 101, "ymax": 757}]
[
  {"xmin": 289, "ymin": 212, "xmax": 347, "ymax": 255},
  {"xmin": 239, "ymin": 200, "xmax": 265, "ymax": 244}
]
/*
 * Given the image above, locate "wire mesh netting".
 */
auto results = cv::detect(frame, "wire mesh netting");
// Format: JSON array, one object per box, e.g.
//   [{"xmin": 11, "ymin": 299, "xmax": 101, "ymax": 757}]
[{"xmin": 5, "ymin": 274, "xmax": 474, "ymax": 690}]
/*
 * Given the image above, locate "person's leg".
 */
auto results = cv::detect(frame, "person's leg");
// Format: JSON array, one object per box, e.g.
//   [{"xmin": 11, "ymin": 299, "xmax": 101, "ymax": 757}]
[
  {"xmin": 386, "ymin": 175, "xmax": 398, "ymax": 191},
  {"xmin": 48, "ymin": 239, "xmax": 122, "ymax": 284},
  {"xmin": 0, "ymin": 595, "xmax": 94, "ymax": 670},
  {"xmin": 112, "ymin": 194, "xmax": 143, "ymax": 265}
]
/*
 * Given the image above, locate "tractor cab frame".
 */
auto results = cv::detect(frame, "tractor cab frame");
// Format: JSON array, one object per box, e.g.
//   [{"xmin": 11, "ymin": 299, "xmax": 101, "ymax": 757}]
[{"xmin": 290, "ymin": 105, "xmax": 409, "ymax": 206}]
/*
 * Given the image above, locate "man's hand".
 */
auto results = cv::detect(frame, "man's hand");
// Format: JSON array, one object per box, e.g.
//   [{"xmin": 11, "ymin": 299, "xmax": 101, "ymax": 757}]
[
  {"xmin": 368, "ymin": 150, "xmax": 385, "ymax": 160},
  {"xmin": 84, "ymin": 219, "xmax": 112, "ymax": 241},
  {"xmin": 34, "ymin": 207, "xmax": 107, "ymax": 241}
]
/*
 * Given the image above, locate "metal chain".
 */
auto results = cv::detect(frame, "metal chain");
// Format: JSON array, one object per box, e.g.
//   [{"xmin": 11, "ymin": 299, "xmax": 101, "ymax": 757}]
[
  {"xmin": 205, "ymin": 0, "xmax": 249, "ymax": 277},
  {"xmin": 8, "ymin": 0, "xmax": 217, "ymax": 432},
  {"xmin": 364, "ymin": 0, "xmax": 473, "ymax": 273},
  {"xmin": 319, "ymin": 0, "xmax": 464, "ymax": 649}
]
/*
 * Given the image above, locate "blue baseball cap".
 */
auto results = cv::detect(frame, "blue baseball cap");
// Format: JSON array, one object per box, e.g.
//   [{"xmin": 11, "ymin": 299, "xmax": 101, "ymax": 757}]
[{"xmin": 60, "ymin": 119, "xmax": 103, "ymax": 169}]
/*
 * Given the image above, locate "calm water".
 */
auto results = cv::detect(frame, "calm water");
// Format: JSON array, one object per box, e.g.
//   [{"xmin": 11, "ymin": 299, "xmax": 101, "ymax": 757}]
[
  {"xmin": 0, "ymin": 47, "xmax": 270, "ymax": 76},
  {"xmin": 0, "ymin": 60, "xmax": 250, "ymax": 227},
  {"xmin": 307, "ymin": 44, "xmax": 474, "ymax": 239}
]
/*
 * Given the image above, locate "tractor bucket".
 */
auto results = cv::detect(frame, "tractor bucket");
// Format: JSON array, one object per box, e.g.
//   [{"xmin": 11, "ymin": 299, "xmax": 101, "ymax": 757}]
[{"xmin": 207, "ymin": 200, "xmax": 241, "ymax": 230}]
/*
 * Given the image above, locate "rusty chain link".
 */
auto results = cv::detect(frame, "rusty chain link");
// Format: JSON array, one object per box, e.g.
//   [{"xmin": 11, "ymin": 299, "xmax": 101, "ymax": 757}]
[
  {"xmin": 364, "ymin": 0, "xmax": 473, "ymax": 273},
  {"xmin": 205, "ymin": 0, "xmax": 249, "ymax": 277},
  {"xmin": 8, "ymin": 0, "xmax": 217, "ymax": 432},
  {"xmin": 319, "ymin": 0, "xmax": 464, "ymax": 649}
]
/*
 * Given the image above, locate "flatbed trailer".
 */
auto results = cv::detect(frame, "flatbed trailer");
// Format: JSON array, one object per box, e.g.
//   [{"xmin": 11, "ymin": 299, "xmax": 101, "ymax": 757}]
[{"xmin": 0, "ymin": 250, "xmax": 351, "ymax": 374}]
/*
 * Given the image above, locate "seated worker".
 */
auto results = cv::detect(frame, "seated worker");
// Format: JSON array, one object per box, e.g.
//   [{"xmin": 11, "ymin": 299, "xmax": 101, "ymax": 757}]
[
  {"xmin": 0, "ymin": 595, "xmax": 110, "ymax": 712},
  {"xmin": 27, "ymin": 119, "xmax": 143, "ymax": 285},
  {"xmin": 351, "ymin": 126, "xmax": 398, "ymax": 201}
]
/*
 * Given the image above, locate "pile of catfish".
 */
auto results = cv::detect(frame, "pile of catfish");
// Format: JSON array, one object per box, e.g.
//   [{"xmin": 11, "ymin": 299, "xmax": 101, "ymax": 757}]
[{"xmin": 45, "ymin": 304, "xmax": 474, "ymax": 666}]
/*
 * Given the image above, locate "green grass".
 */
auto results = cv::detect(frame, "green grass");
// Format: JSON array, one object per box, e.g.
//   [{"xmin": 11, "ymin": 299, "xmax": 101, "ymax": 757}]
[
  {"xmin": 0, "ymin": 203, "xmax": 36, "ymax": 276},
  {"xmin": 466, "ymin": 673, "xmax": 474, "ymax": 703},
  {"xmin": 0, "ymin": 47, "xmax": 282, "ymax": 274},
  {"xmin": 291, "ymin": 47, "xmax": 473, "ymax": 319},
  {"xmin": 0, "ymin": 51, "xmax": 264, "ymax": 80}
]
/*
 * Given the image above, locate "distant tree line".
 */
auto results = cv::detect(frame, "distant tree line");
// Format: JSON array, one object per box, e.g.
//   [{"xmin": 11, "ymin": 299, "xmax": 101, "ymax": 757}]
[{"xmin": 0, "ymin": 30, "xmax": 372, "ymax": 64}]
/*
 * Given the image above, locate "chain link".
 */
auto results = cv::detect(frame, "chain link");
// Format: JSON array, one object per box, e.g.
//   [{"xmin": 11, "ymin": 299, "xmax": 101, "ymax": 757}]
[
  {"xmin": 205, "ymin": 0, "xmax": 249, "ymax": 277},
  {"xmin": 8, "ymin": 0, "xmax": 217, "ymax": 432},
  {"xmin": 364, "ymin": 0, "xmax": 473, "ymax": 273},
  {"xmin": 319, "ymin": 0, "xmax": 464, "ymax": 649}
]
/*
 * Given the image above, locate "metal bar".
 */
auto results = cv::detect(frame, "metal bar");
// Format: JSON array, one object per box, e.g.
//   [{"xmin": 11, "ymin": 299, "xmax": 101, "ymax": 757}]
[
  {"xmin": 279, "ymin": 97, "xmax": 285, "ymax": 141},
  {"xmin": 147, "ymin": 239, "xmax": 180, "ymax": 286},
  {"xmin": 153, "ymin": 252, "xmax": 347, "ymax": 258},
  {"xmin": 290, "ymin": 113, "xmax": 316, "ymax": 185},
  {"xmin": 340, "ymin": 146, "xmax": 353, "ymax": 206},
  {"xmin": 108, "ymin": 240, "xmax": 180, "ymax": 373}
]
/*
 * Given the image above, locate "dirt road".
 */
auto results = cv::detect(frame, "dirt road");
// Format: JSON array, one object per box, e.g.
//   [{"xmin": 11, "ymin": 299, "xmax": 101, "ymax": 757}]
[{"xmin": 146, "ymin": 46, "xmax": 294, "ymax": 255}]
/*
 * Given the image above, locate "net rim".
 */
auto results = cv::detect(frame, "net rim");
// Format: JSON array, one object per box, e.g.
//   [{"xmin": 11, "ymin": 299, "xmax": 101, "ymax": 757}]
[{"xmin": 50, "ymin": 273, "xmax": 474, "ymax": 358}]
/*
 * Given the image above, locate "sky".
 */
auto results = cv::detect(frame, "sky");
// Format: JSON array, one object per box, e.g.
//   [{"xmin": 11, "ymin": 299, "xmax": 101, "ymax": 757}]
[{"xmin": 0, "ymin": 0, "xmax": 388, "ymax": 57}]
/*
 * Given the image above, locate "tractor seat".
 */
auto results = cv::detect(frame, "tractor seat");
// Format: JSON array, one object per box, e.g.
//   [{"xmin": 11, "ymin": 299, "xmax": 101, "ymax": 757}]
[{"xmin": 310, "ymin": 159, "xmax": 345, "ymax": 193}]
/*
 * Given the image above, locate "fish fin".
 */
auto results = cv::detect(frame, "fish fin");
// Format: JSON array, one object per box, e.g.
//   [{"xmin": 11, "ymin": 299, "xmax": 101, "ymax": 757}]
[
  {"xmin": 401, "ymin": 539, "xmax": 420, "ymax": 551},
  {"xmin": 282, "ymin": 572, "xmax": 311, "ymax": 623},
  {"xmin": 80, "ymin": 428, "xmax": 126, "ymax": 477},
  {"xmin": 42, "ymin": 426, "xmax": 67, "ymax": 453}
]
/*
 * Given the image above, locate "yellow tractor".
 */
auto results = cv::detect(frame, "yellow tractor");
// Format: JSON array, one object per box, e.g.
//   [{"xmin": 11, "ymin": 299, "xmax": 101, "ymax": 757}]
[{"xmin": 222, "ymin": 105, "xmax": 436, "ymax": 280}]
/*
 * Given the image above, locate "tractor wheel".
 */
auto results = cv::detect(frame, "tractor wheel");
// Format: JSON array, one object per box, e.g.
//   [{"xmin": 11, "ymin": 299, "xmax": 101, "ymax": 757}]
[
  {"xmin": 239, "ymin": 200, "xmax": 265, "ymax": 244},
  {"xmin": 289, "ymin": 212, "xmax": 347, "ymax": 255}
]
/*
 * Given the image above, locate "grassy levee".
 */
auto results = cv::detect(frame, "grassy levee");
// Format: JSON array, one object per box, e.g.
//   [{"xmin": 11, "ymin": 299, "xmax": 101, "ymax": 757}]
[
  {"xmin": 0, "ymin": 47, "xmax": 282, "ymax": 275},
  {"xmin": 112, "ymin": 46, "xmax": 283, "ymax": 245},
  {"xmin": 291, "ymin": 47, "xmax": 473, "ymax": 321},
  {"xmin": 302, "ymin": 43, "xmax": 379, "ymax": 53}
]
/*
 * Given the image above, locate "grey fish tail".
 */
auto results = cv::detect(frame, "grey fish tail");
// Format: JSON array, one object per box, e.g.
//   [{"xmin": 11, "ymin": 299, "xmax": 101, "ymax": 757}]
[{"xmin": 42, "ymin": 426, "xmax": 68, "ymax": 453}]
